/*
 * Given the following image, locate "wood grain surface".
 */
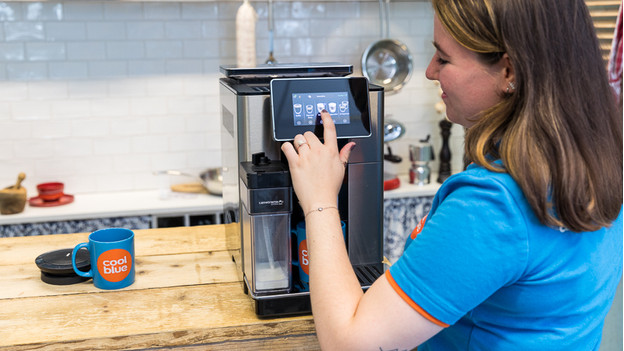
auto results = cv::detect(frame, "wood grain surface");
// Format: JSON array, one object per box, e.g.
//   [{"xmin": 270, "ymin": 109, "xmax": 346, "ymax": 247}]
[{"xmin": 0, "ymin": 225, "xmax": 319, "ymax": 350}]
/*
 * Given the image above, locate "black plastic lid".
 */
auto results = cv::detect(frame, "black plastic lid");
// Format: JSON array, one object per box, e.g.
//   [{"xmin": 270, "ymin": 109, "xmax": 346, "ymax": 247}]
[
  {"xmin": 40, "ymin": 271, "xmax": 91, "ymax": 285},
  {"xmin": 240, "ymin": 153, "xmax": 291, "ymax": 189},
  {"xmin": 35, "ymin": 248, "xmax": 91, "ymax": 285}
]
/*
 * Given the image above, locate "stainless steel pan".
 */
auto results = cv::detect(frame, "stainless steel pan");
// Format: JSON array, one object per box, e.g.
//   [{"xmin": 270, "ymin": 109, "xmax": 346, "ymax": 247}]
[{"xmin": 361, "ymin": 0, "xmax": 413, "ymax": 94}]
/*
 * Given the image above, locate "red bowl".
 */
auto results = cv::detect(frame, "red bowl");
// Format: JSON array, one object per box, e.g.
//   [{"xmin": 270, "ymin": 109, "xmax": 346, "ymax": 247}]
[{"xmin": 37, "ymin": 182, "xmax": 64, "ymax": 201}]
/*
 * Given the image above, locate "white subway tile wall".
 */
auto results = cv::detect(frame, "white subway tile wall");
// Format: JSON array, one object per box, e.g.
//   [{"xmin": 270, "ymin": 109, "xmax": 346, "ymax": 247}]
[{"xmin": 0, "ymin": 1, "xmax": 464, "ymax": 195}]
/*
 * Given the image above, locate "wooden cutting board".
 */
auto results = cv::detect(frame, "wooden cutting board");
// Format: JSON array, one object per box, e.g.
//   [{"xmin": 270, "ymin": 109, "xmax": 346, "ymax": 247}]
[{"xmin": 170, "ymin": 182, "xmax": 208, "ymax": 194}]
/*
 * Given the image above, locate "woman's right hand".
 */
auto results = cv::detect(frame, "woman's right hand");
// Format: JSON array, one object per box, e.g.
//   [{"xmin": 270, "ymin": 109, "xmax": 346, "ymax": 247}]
[{"xmin": 280, "ymin": 111, "xmax": 355, "ymax": 215}]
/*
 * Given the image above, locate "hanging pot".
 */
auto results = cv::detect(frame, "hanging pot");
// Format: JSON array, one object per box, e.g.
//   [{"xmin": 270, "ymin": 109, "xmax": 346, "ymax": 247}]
[{"xmin": 361, "ymin": 0, "xmax": 413, "ymax": 94}]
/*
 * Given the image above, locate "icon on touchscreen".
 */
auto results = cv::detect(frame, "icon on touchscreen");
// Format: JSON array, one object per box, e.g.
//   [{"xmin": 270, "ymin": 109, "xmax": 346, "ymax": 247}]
[
  {"xmin": 328, "ymin": 102, "xmax": 337, "ymax": 113},
  {"xmin": 340, "ymin": 101, "xmax": 348, "ymax": 113},
  {"xmin": 294, "ymin": 104, "xmax": 302, "ymax": 115},
  {"xmin": 306, "ymin": 105, "xmax": 314, "ymax": 114},
  {"xmin": 317, "ymin": 103, "xmax": 325, "ymax": 113}
]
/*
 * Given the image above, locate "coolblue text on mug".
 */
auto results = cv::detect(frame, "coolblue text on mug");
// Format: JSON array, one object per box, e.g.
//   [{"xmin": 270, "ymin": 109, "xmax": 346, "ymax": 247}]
[
  {"xmin": 71, "ymin": 227, "xmax": 135, "ymax": 290},
  {"xmin": 292, "ymin": 221, "xmax": 346, "ymax": 291}
]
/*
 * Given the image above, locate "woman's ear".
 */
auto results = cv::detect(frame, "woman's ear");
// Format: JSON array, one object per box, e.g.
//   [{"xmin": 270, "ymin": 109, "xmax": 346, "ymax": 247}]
[{"xmin": 501, "ymin": 53, "xmax": 516, "ymax": 93}]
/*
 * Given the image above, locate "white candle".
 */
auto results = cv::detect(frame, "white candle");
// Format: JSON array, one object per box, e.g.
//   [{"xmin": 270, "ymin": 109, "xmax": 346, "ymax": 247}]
[{"xmin": 236, "ymin": 0, "xmax": 257, "ymax": 68}]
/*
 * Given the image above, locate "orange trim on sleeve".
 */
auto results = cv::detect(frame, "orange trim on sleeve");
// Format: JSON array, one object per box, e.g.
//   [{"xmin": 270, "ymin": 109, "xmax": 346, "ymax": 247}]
[{"xmin": 386, "ymin": 271, "xmax": 450, "ymax": 328}]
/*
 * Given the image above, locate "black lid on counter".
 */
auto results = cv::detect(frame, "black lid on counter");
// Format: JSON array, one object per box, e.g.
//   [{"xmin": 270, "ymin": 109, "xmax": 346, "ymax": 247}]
[{"xmin": 35, "ymin": 248, "xmax": 91, "ymax": 285}]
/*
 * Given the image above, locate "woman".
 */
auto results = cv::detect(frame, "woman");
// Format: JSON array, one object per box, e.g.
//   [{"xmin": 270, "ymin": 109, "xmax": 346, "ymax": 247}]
[{"xmin": 281, "ymin": 0, "xmax": 623, "ymax": 349}]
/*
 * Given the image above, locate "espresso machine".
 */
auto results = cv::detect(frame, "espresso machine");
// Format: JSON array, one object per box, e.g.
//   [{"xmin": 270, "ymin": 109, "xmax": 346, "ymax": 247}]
[{"xmin": 219, "ymin": 63, "xmax": 384, "ymax": 317}]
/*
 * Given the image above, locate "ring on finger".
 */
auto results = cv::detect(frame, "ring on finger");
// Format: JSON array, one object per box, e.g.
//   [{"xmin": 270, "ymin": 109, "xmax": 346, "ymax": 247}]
[{"xmin": 296, "ymin": 139, "xmax": 308, "ymax": 147}]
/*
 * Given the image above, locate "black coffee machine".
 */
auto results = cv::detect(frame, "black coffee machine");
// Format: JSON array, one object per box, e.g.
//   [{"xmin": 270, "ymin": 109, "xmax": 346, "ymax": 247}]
[{"xmin": 219, "ymin": 63, "xmax": 384, "ymax": 317}]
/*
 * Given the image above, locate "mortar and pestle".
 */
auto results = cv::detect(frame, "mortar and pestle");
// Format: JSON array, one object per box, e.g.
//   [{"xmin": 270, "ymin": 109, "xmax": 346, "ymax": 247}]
[{"xmin": 0, "ymin": 173, "xmax": 27, "ymax": 215}]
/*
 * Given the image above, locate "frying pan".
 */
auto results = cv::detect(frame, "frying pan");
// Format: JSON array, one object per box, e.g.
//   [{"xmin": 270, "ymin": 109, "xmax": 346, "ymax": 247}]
[{"xmin": 361, "ymin": 0, "xmax": 413, "ymax": 94}]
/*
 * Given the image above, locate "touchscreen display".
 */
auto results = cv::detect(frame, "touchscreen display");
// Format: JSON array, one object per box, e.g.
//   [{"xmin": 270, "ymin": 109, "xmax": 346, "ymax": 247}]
[
  {"xmin": 271, "ymin": 77, "xmax": 371, "ymax": 141},
  {"xmin": 292, "ymin": 92, "xmax": 351, "ymax": 126}
]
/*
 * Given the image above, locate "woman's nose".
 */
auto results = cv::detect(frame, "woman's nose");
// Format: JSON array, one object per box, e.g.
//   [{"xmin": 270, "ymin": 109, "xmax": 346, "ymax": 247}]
[{"xmin": 425, "ymin": 56, "xmax": 438, "ymax": 81}]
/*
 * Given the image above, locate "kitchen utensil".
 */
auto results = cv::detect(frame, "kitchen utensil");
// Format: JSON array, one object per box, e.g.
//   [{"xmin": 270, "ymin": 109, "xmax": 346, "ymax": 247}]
[
  {"xmin": 383, "ymin": 119, "xmax": 404, "ymax": 190},
  {"xmin": 361, "ymin": 0, "xmax": 413, "ymax": 94},
  {"xmin": 384, "ymin": 119, "xmax": 405, "ymax": 142},
  {"xmin": 264, "ymin": 0, "xmax": 277, "ymax": 64},
  {"xmin": 409, "ymin": 135, "xmax": 435, "ymax": 185},
  {"xmin": 383, "ymin": 172, "xmax": 400, "ymax": 191},
  {"xmin": 170, "ymin": 182, "xmax": 209, "ymax": 194},
  {"xmin": 154, "ymin": 169, "xmax": 222, "ymax": 196},
  {"xmin": 437, "ymin": 119, "xmax": 453, "ymax": 183},
  {"xmin": 29, "ymin": 194, "xmax": 74, "ymax": 207},
  {"xmin": 36, "ymin": 182, "xmax": 64, "ymax": 201},
  {"xmin": 200, "ymin": 168, "xmax": 223, "ymax": 196},
  {"xmin": 0, "ymin": 172, "xmax": 27, "ymax": 215},
  {"xmin": 383, "ymin": 119, "xmax": 405, "ymax": 163}
]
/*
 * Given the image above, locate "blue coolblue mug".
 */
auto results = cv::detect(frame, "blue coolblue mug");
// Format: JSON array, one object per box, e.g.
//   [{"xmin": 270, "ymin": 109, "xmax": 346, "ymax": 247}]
[
  {"xmin": 292, "ymin": 220, "xmax": 346, "ymax": 291},
  {"xmin": 71, "ymin": 228, "xmax": 135, "ymax": 290}
]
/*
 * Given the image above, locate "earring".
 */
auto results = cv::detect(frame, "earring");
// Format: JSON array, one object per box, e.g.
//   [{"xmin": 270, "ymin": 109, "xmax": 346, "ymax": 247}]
[{"xmin": 506, "ymin": 81, "xmax": 516, "ymax": 93}]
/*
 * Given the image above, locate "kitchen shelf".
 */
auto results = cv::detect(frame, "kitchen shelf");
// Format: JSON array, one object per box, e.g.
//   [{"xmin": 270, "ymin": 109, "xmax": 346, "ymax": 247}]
[
  {"xmin": 0, "ymin": 190, "xmax": 223, "ymax": 226},
  {"xmin": 383, "ymin": 174, "xmax": 440, "ymax": 199},
  {"xmin": 0, "ymin": 174, "xmax": 438, "ymax": 227}
]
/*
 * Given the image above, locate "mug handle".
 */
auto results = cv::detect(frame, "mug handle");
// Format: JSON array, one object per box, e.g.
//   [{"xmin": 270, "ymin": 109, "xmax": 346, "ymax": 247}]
[{"xmin": 72, "ymin": 243, "xmax": 93, "ymax": 278}]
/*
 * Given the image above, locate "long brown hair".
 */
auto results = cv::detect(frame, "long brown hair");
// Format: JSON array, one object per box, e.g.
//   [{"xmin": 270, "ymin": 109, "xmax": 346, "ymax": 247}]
[{"xmin": 433, "ymin": 0, "xmax": 623, "ymax": 232}]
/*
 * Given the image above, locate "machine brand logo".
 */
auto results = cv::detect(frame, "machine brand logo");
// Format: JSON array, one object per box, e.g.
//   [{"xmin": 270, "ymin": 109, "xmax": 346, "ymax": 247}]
[
  {"xmin": 299, "ymin": 239, "xmax": 309, "ymax": 275},
  {"xmin": 97, "ymin": 249, "xmax": 132, "ymax": 282},
  {"xmin": 258, "ymin": 200, "xmax": 284, "ymax": 206}
]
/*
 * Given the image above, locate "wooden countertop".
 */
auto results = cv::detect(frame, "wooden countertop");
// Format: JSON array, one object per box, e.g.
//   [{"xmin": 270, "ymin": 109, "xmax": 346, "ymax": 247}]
[{"xmin": 0, "ymin": 225, "xmax": 319, "ymax": 350}]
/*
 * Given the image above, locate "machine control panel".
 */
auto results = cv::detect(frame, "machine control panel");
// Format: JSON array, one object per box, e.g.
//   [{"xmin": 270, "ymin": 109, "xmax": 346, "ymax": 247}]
[{"xmin": 270, "ymin": 77, "xmax": 372, "ymax": 141}]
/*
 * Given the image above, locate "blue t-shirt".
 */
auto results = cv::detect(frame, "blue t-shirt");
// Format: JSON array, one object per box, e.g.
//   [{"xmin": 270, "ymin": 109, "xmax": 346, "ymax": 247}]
[{"xmin": 388, "ymin": 163, "xmax": 623, "ymax": 350}]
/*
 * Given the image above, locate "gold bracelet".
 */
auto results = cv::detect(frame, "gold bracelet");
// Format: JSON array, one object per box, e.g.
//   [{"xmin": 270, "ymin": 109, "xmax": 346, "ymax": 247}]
[{"xmin": 305, "ymin": 206, "xmax": 338, "ymax": 217}]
